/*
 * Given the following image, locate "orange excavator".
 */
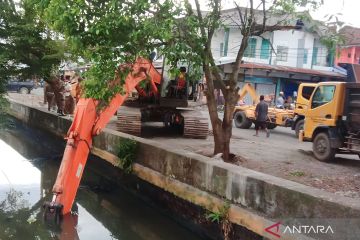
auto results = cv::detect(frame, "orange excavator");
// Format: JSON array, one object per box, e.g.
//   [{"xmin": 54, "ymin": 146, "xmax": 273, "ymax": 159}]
[{"xmin": 43, "ymin": 57, "xmax": 208, "ymax": 220}]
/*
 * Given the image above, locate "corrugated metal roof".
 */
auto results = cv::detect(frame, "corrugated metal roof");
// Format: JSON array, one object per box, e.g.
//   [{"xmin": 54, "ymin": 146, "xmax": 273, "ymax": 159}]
[{"xmin": 239, "ymin": 62, "xmax": 346, "ymax": 78}]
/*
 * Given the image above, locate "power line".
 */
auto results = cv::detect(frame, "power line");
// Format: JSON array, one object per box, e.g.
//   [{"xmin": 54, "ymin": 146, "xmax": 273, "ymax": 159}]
[{"xmin": 212, "ymin": 52, "xmax": 332, "ymax": 60}]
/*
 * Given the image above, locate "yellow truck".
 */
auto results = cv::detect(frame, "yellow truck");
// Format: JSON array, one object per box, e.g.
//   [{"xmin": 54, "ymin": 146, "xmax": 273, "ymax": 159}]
[
  {"xmin": 299, "ymin": 82, "xmax": 360, "ymax": 162},
  {"xmin": 233, "ymin": 83, "xmax": 316, "ymax": 136},
  {"xmin": 291, "ymin": 83, "xmax": 317, "ymax": 136}
]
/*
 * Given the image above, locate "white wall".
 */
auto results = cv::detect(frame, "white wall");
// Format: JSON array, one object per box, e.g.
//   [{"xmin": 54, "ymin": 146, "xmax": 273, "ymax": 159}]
[
  {"xmin": 271, "ymin": 30, "xmax": 315, "ymax": 69},
  {"xmin": 212, "ymin": 27, "xmax": 329, "ymax": 69},
  {"xmin": 313, "ymin": 39, "xmax": 329, "ymax": 67},
  {"xmin": 212, "ymin": 28, "xmax": 271, "ymax": 64},
  {"xmin": 212, "ymin": 28, "xmax": 225, "ymax": 59}
]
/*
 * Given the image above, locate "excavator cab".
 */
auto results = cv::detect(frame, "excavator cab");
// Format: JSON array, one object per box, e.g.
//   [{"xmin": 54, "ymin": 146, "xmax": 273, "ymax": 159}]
[{"xmin": 159, "ymin": 66, "xmax": 189, "ymax": 107}]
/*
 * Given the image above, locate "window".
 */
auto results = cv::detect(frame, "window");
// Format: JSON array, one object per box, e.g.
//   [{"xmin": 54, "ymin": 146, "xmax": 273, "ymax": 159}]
[
  {"xmin": 303, "ymin": 49, "xmax": 308, "ymax": 64},
  {"xmin": 301, "ymin": 86, "xmax": 315, "ymax": 100},
  {"xmin": 223, "ymin": 29, "xmax": 230, "ymax": 57},
  {"xmin": 220, "ymin": 43, "xmax": 224, "ymax": 57},
  {"xmin": 312, "ymin": 47, "xmax": 318, "ymax": 65},
  {"xmin": 277, "ymin": 46, "xmax": 288, "ymax": 62},
  {"xmin": 244, "ymin": 38, "xmax": 257, "ymax": 58},
  {"xmin": 311, "ymin": 85, "xmax": 336, "ymax": 109},
  {"xmin": 348, "ymin": 53, "xmax": 352, "ymax": 58},
  {"xmin": 260, "ymin": 39, "xmax": 270, "ymax": 59}
]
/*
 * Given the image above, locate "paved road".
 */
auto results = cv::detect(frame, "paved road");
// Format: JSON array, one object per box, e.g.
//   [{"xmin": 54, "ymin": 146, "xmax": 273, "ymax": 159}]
[
  {"xmin": 139, "ymin": 114, "xmax": 360, "ymax": 198},
  {"xmin": 8, "ymin": 90, "xmax": 360, "ymax": 198},
  {"xmin": 31, "ymin": 87, "xmax": 44, "ymax": 96}
]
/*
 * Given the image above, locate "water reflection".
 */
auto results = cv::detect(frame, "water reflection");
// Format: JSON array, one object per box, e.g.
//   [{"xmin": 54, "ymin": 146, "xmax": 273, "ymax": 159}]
[
  {"xmin": 0, "ymin": 120, "xmax": 202, "ymax": 240},
  {"xmin": 0, "ymin": 139, "xmax": 41, "ymax": 206}
]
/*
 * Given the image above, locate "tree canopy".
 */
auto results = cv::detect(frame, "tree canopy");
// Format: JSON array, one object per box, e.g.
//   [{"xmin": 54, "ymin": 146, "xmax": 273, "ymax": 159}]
[
  {"xmin": 0, "ymin": 0, "xmax": 65, "ymax": 82},
  {"xmin": 31, "ymin": 0, "xmax": 185, "ymax": 101}
]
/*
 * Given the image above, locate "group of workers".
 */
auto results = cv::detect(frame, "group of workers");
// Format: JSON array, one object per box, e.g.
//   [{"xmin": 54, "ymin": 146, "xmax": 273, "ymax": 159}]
[
  {"xmin": 254, "ymin": 91, "xmax": 297, "ymax": 137},
  {"xmin": 275, "ymin": 91, "xmax": 295, "ymax": 110},
  {"xmin": 44, "ymin": 74, "xmax": 82, "ymax": 116}
]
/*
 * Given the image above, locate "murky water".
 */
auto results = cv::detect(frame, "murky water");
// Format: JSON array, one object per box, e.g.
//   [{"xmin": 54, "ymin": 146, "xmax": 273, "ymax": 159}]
[{"xmin": 0, "ymin": 120, "xmax": 203, "ymax": 240}]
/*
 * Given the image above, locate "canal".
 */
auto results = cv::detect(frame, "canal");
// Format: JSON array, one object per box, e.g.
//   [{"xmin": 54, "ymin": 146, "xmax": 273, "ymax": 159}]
[{"xmin": 0, "ymin": 119, "xmax": 203, "ymax": 240}]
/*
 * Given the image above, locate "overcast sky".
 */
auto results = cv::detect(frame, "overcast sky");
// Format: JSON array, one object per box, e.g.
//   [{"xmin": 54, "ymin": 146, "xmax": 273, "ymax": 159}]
[
  {"xmin": 193, "ymin": 0, "xmax": 360, "ymax": 28},
  {"xmin": 310, "ymin": 0, "xmax": 360, "ymax": 27}
]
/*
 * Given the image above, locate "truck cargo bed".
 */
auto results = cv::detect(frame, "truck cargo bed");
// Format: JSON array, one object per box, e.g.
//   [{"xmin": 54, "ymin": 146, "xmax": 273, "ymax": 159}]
[{"xmin": 345, "ymin": 83, "xmax": 360, "ymax": 133}]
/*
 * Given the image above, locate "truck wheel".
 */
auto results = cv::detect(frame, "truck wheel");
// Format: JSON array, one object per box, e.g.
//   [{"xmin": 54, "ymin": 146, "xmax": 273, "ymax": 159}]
[
  {"xmin": 295, "ymin": 119, "xmax": 304, "ymax": 137},
  {"xmin": 233, "ymin": 111, "xmax": 252, "ymax": 129},
  {"xmin": 267, "ymin": 123, "xmax": 277, "ymax": 129},
  {"xmin": 313, "ymin": 132, "xmax": 336, "ymax": 162},
  {"xmin": 19, "ymin": 87, "xmax": 29, "ymax": 94}
]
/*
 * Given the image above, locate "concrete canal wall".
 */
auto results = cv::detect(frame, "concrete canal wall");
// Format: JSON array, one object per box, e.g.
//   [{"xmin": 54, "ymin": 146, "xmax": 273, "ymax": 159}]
[{"xmin": 8, "ymin": 100, "xmax": 360, "ymax": 240}]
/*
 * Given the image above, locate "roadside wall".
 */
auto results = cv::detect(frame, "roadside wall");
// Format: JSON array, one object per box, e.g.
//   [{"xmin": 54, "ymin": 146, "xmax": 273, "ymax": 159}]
[{"xmin": 8, "ymin": 100, "xmax": 360, "ymax": 240}]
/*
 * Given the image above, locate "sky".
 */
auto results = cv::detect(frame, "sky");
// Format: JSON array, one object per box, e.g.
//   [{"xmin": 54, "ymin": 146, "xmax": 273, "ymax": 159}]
[
  {"xmin": 310, "ymin": 0, "xmax": 360, "ymax": 27},
  {"xmin": 193, "ymin": 0, "xmax": 360, "ymax": 28}
]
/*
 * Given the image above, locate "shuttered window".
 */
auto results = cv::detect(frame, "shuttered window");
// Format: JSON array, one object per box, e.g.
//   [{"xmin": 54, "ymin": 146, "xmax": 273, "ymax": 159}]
[
  {"xmin": 244, "ymin": 38, "xmax": 257, "ymax": 58},
  {"xmin": 260, "ymin": 39, "xmax": 270, "ymax": 59}
]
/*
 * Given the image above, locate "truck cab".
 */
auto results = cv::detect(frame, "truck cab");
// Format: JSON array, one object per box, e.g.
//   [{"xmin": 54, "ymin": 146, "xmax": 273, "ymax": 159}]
[
  {"xmin": 299, "ymin": 82, "xmax": 358, "ymax": 161},
  {"xmin": 292, "ymin": 83, "xmax": 316, "ymax": 137}
]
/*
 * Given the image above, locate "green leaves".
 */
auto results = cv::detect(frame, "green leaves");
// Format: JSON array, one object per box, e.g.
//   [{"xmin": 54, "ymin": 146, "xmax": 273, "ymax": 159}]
[
  {"xmin": 117, "ymin": 138, "xmax": 138, "ymax": 174},
  {"xmin": 0, "ymin": 0, "xmax": 65, "ymax": 81},
  {"xmin": 31, "ymin": 0, "xmax": 183, "ymax": 100}
]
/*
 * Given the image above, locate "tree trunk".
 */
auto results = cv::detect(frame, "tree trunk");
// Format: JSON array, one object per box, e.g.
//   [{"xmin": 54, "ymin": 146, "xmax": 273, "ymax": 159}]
[
  {"xmin": 206, "ymin": 89, "xmax": 224, "ymax": 154},
  {"xmin": 202, "ymin": 55, "xmax": 224, "ymax": 157},
  {"xmin": 220, "ymin": 91, "xmax": 237, "ymax": 161},
  {"xmin": 207, "ymin": 88, "xmax": 237, "ymax": 161}
]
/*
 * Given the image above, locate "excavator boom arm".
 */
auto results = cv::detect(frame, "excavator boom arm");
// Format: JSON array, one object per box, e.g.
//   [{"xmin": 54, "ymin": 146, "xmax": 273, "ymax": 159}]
[
  {"xmin": 238, "ymin": 83, "xmax": 259, "ymax": 105},
  {"xmin": 47, "ymin": 58, "xmax": 161, "ymax": 216}
]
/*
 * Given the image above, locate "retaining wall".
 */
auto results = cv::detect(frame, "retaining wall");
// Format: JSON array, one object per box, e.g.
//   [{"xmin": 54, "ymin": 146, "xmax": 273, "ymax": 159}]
[{"xmin": 8, "ymin": 100, "xmax": 360, "ymax": 240}]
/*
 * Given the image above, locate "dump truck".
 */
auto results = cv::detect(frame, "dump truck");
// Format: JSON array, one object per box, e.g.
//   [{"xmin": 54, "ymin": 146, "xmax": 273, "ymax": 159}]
[
  {"xmin": 233, "ymin": 83, "xmax": 315, "ymax": 135},
  {"xmin": 299, "ymin": 81, "xmax": 360, "ymax": 162}
]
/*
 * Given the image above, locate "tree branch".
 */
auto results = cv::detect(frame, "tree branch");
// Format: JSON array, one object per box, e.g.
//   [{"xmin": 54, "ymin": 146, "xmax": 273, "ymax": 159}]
[
  {"xmin": 252, "ymin": 24, "xmax": 301, "ymax": 36},
  {"xmin": 234, "ymin": 3, "xmax": 245, "ymax": 27},
  {"xmin": 261, "ymin": 0, "xmax": 266, "ymax": 34},
  {"xmin": 192, "ymin": 0, "xmax": 207, "ymax": 40}
]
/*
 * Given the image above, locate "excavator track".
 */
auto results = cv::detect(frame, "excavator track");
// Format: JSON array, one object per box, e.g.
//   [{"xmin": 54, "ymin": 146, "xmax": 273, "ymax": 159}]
[
  {"xmin": 182, "ymin": 111, "xmax": 208, "ymax": 139},
  {"xmin": 117, "ymin": 106, "xmax": 142, "ymax": 136}
]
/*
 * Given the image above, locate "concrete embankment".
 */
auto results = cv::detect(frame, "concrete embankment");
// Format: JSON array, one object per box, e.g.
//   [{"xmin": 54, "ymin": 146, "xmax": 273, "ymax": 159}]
[{"xmin": 8, "ymin": 100, "xmax": 360, "ymax": 240}]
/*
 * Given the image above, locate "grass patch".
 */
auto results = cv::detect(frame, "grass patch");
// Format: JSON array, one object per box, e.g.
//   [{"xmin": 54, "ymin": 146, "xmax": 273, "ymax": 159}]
[
  {"xmin": 117, "ymin": 138, "xmax": 138, "ymax": 174},
  {"xmin": 289, "ymin": 171, "xmax": 305, "ymax": 177}
]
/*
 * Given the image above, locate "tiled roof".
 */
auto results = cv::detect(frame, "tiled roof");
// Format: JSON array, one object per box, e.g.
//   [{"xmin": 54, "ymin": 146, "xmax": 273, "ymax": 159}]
[{"xmin": 339, "ymin": 26, "xmax": 360, "ymax": 46}]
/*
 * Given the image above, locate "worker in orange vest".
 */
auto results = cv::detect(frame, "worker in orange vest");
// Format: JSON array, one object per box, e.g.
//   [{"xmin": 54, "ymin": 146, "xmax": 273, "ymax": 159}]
[{"xmin": 176, "ymin": 67, "xmax": 187, "ymax": 90}]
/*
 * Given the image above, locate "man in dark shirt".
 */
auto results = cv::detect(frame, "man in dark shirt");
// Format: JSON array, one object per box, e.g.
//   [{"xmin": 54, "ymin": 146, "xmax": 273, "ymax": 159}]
[{"xmin": 254, "ymin": 95, "xmax": 270, "ymax": 137}]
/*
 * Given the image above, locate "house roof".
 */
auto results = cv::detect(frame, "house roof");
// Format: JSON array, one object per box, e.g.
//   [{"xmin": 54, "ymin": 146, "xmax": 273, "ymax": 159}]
[
  {"xmin": 215, "ymin": 57, "xmax": 346, "ymax": 80},
  {"xmin": 339, "ymin": 26, "xmax": 360, "ymax": 46},
  {"xmin": 239, "ymin": 62, "xmax": 346, "ymax": 79}
]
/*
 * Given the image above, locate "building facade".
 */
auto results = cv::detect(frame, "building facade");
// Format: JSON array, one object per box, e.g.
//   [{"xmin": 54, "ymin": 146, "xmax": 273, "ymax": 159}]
[
  {"xmin": 335, "ymin": 26, "xmax": 360, "ymax": 66},
  {"xmin": 211, "ymin": 9, "xmax": 341, "ymax": 103}
]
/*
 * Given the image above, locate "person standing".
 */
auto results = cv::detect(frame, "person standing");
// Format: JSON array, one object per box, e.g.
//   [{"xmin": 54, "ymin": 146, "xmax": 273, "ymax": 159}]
[
  {"xmin": 64, "ymin": 76, "xmax": 75, "ymax": 114},
  {"xmin": 71, "ymin": 74, "xmax": 83, "ymax": 104},
  {"xmin": 198, "ymin": 83, "xmax": 204, "ymax": 103},
  {"xmin": 44, "ymin": 82, "xmax": 55, "ymax": 111},
  {"xmin": 52, "ymin": 75, "xmax": 65, "ymax": 116},
  {"xmin": 276, "ymin": 91, "xmax": 285, "ymax": 108},
  {"xmin": 254, "ymin": 95, "xmax": 270, "ymax": 137}
]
